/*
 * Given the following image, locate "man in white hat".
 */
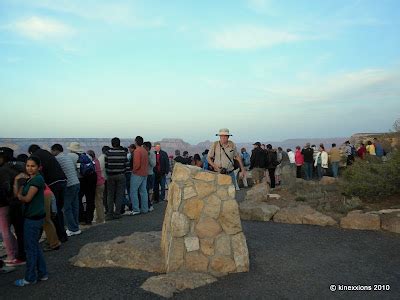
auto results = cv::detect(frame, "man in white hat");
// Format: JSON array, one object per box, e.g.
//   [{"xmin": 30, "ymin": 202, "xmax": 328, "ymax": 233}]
[{"xmin": 207, "ymin": 128, "xmax": 246, "ymax": 185}]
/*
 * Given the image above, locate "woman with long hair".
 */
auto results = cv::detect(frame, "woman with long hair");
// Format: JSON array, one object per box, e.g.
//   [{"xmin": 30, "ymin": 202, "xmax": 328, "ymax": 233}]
[{"xmin": 13, "ymin": 156, "xmax": 48, "ymax": 286}]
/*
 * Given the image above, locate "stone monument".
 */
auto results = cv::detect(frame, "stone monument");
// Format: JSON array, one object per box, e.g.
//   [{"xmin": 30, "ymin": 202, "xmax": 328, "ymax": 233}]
[{"xmin": 161, "ymin": 163, "xmax": 249, "ymax": 276}]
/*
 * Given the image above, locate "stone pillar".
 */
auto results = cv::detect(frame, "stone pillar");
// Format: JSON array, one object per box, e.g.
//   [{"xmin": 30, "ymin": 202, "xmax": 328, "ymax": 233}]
[{"xmin": 161, "ymin": 163, "xmax": 249, "ymax": 277}]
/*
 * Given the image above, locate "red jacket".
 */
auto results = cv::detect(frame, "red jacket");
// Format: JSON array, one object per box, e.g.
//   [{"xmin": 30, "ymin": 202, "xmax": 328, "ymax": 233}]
[{"xmin": 295, "ymin": 150, "xmax": 304, "ymax": 166}]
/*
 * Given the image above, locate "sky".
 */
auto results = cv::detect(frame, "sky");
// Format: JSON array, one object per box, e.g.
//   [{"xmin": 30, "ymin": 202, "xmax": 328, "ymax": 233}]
[{"xmin": 0, "ymin": 0, "xmax": 399, "ymax": 144}]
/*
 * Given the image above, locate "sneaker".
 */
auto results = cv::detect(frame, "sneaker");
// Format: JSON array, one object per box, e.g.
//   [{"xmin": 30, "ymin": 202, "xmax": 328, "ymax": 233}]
[
  {"xmin": 149, "ymin": 206, "xmax": 154, "ymax": 212},
  {"xmin": 66, "ymin": 229, "xmax": 82, "ymax": 237},
  {"xmin": 39, "ymin": 275, "xmax": 49, "ymax": 281},
  {"xmin": 129, "ymin": 211, "xmax": 140, "ymax": 216},
  {"xmin": 123, "ymin": 211, "xmax": 132, "ymax": 216},
  {"xmin": 14, "ymin": 278, "xmax": 36, "ymax": 286},
  {"xmin": 6, "ymin": 259, "xmax": 26, "ymax": 267}
]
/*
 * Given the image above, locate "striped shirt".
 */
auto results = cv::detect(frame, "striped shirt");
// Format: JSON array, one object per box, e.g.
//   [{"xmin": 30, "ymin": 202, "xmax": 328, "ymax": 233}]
[
  {"xmin": 55, "ymin": 153, "xmax": 80, "ymax": 187},
  {"xmin": 105, "ymin": 147, "xmax": 129, "ymax": 176}
]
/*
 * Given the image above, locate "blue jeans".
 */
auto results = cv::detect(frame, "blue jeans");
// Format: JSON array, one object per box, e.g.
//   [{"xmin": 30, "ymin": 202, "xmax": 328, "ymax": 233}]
[
  {"xmin": 304, "ymin": 162, "xmax": 313, "ymax": 180},
  {"xmin": 331, "ymin": 162, "xmax": 339, "ymax": 178},
  {"xmin": 64, "ymin": 183, "xmax": 80, "ymax": 232},
  {"xmin": 130, "ymin": 175, "xmax": 148, "ymax": 213},
  {"xmin": 316, "ymin": 164, "xmax": 326, "ymax": 179},
  {"xmin": 24, "ymin": 218, "xmax": 47, "ymax": 282}
]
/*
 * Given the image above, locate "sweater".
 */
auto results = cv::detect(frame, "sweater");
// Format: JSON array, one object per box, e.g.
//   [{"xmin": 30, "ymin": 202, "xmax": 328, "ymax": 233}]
[
  {"xmin": 314, "ymin": 151, "xmax": 329, "ymax": 168},
  {"xmin": 133, "ymin": 146, "xmax": 148, "ymax": 177}
]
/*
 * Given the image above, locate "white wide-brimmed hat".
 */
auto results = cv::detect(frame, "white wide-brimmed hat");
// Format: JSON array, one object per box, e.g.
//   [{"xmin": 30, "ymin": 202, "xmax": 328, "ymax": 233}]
[
  {"xmin": 67, "ymin": 142, "xmax": 84, "ymax": 153},
  {"xmin": 216, "ymin": 128, "xmax": 232, "ymax": 136}
]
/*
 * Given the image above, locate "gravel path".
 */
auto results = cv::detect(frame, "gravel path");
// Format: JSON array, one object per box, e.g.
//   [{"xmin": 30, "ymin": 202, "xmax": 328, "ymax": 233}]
[{"xmin": 1, "ymin": 191, "xmax": 399, "ymax": 299}]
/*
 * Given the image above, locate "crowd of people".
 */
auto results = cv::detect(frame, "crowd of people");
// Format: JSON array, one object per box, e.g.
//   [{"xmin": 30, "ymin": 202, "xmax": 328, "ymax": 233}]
[{"xmin": 0, "ymin": 129, "xmax": 388, "ymax": 286}]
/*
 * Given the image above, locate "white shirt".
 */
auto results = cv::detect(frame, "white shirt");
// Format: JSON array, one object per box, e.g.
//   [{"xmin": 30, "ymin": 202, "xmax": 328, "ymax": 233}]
[{"xmin": 288, "ymin": 151, "xmax": 295, "ymax": 164}]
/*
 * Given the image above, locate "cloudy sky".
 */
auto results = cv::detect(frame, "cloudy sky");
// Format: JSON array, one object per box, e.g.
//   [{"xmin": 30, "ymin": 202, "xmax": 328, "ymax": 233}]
[{"xmin": 1, "ymin": 0, "xmax": 399, "ymax": 143}]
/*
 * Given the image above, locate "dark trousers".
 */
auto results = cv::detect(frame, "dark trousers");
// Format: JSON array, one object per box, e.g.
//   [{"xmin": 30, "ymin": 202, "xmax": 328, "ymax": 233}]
[
  {"xmin": 153, "ymin": 172, "xmax": 166, "ymax": 202},
  {"xmin": 296, "ymin": 166, "xmax": 302, "ymax": 179},
  {"xmin": 103, "ymin": 180, "xmax": 108, "ymax": 213},
  {"xmin": 106, "ymin": 174, "xmax": 126, "ymax": 216},
  {"xmin": 268, "ymin": 168, "xmax": 276, "ymax": 188},
  {"xmin": 79, "ymin": 173, "xmax": 97, "ymax": 224},
  {"xmin": 8, "ymin": 202, "xmax": 26, "ymax": 261},
  {"xmin": 49, "ymin": 181, "xmax": 68, "ymax": 242}
]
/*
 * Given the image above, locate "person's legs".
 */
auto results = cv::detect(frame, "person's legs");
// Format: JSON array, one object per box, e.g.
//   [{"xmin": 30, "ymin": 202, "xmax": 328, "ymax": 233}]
[
  {"xmin": 49, "ymin": 182, "xmax": 68, "ymax": 242},
  {"xmin": 0, "ymin": 206, "xmax": 16, "ymax": 261},
  {"xmin": 317, "ymin": 165, "xmax": 322, "ymax": 180},
  {"xmin": 103, "ymin": 180, "xmax": 108, "ymax": 214},
  {"xmin": 332, "ymin": 162, "xmax": 339, "ymax": 178},
  {"xmin": 242, "ymin": 167, "xmax": 249, "ymax": 187},
  {"xmin": 43, "ymin": 196, "xmax": 60, "ymax": 249},
  {"xmin": 153, "ymin": 173, "xmax": 161, "ymax": 203},
  {"xmin": 233, "ymin": 169, "xmax": 240, "ymax": 190},
  {"xmin": 268, "ymin": 168, "xmax": 276, "ymax": 188},
  {"xmin": 130, "ymin": 175, "xmax": 141, "ymax": 213},
  {"xmin": 106, "ymin": 176, "xmax": 116, "ymax": 216},
  {"xmin": 95, "ymin": 184, "xmax": 105, "ymax": 223},
  {"xmin": 78, "ymin": 178, "xmax": 86, "ymax": 222},
  {"xmin": 64, "ymin": 184, "xmax": 80, "ymax": 232},
  {"xmin": 160, "ymin": 175, "xmax": 166, "ymax": 201},
  {"xmin": 139, "ymin": 176, "xmax": 149, "ymax": 213},
  {"xmin": 9, "ymin": 202, "xmax": 25, "ymax": 261},
  {"xmin": 114, "ymin": 174, "xmax": 125, "ymax": 217},
  {"xmin": 24, "ymin": 218, "xmax": 46, "ymax": 282},
  {"xmin": 85, "ymin": 173, "xmax": 97, "ymax": 224},
  {"xmin": 147, "ymin": 174, "xmax": 154, "ymax": 209}
]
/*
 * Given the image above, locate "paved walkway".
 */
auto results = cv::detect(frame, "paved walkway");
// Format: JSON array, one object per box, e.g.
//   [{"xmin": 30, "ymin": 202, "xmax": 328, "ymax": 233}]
[{"xmin": 1, "ymin": 193, "xmax": 399, "ymax": 299}]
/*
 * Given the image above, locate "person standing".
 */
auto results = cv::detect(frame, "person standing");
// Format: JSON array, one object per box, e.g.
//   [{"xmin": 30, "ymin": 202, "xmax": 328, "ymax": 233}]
[
  {"xmin": 104, "ymin": 138, "xmax": 128, "ymax": 220},
  {"xmin": 357, "ymin": 143, "xmax": 367, "ymax": 159},
  {"xmin": 314, "ymin": 145, "xmax": 328, "ymax": 180},
  {"xmin": 13, "ymin": 156, "xmax": 48, "ymax": 286},
  {"xmin": 301, "ymin": 143, "xmax": 314, "ymax": 180},
  {"xmin": 28, "ymin": 145, "xmax": 68, "ymax": 243},
  {"xmin": 129, "ymin": 136, "xmax": 149, "ymax": 215},
  {"xmin": 240, "ymin": 148, "xmax": 250, "ymax": 188},
  {"xmin": 266, "ymin": 144, "xmax": 278, "ymax": 188},
  {"xmin": 295, "ymin": 146, "xmax": 304, "ymax": 179},
  {"xmin": 50, "ymin": 144, "xmax": 81, "ymax": 236},
  {"xmin": 207, "ymin": 128, "xmax": 246, "ymax": 185},
  {"xmin": 153, "ymin": 142, "xmax": 170, "ymax": 203},
  {"xmin": 328, "ymin": 143, "xmax": 341, "ymax": 178},
  {"xmin": 67, "ymin": 142, "xmax": 97, "ymax": 225},
  {"xmin": 143, "ymin": 142, "xmax": 156, "ymax": 212},
  {"xmin": 249, "ymin": 142, "xmax": 267, "ymax": 184},
  {"xmin": 87, "ymin": 150, "xmax": 105, "ymax": 223}
]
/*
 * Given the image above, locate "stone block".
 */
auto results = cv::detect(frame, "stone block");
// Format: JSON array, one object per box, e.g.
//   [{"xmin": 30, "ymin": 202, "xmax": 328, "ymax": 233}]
[{"xmin": 219, "ymin": 200, "xmax": 242, "ymax": 235}]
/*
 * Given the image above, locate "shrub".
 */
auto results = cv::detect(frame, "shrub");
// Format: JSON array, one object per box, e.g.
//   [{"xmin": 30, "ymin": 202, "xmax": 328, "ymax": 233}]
[
  {"xmin": 340, "ymin": 151, "xmax": 400, "ymax": 198},
  {"xmin": 295, "ymin": 196, "xmax": 307, "ymax": 202}
]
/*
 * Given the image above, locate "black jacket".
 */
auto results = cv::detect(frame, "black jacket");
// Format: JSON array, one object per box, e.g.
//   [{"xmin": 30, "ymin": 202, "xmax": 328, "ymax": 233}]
[
  {"xmin": 301, "ymin": 148, "xmax": 314, "ymax": 163},
  {"xmin": 32, "ymin": 149, "xmax": 66, "ymax": 185},
  {"xmin": 154, "ymin": 150, "xmax": 170, "ymax": 175},
  {"xmin": 0, "ymin": 161, "xmax": 25, "ymax": 207},
  {"xmin": 266, "ymin": 150, "xmax": 279, "ymax": 169},
  {"xmin": 250, "ymin": 147, "xmax": 267, "ymax": 169}
]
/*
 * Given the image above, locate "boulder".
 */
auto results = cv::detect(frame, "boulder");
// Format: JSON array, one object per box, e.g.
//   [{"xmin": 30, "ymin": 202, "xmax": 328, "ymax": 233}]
[
  {"xmin": 340, "ymin": 211, "xmax": 381, "ymax": 231},
  {"xmin": 302, "ymin": 211, "xmax": 337, "ymax": 226},
  {"xmin": 70, "ymin": 231, "xmax": 164, "ymax": 273},
  {"xmin": 141, "ymin": 272, "xmax": 217, "ymax": 298},
  {"xmin": 245, "ymin": 183, "xmax": 270, "ymax": 202},
  {"xmin": 381, "ymin": 213, "xmax": 400, "ymax": 234},
  {"xmin": 273, "ymin": 205, "xmax": 315, "ymax": 224},
  {"xmin": 239, "ymin": 202, "xmax": 280, "ymax": 221}
]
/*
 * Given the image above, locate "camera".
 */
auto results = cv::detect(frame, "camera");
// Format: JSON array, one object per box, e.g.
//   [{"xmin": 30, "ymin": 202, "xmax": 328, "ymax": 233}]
[{"xmin": 220, "ymin": 168, "xmax": 227, "ymax": 174}]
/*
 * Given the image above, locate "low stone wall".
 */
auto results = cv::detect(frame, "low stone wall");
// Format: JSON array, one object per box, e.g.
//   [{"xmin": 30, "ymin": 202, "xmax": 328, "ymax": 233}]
[{"xmin": 161, "ymin": 163, "xmax": 250, "ymax": 277}]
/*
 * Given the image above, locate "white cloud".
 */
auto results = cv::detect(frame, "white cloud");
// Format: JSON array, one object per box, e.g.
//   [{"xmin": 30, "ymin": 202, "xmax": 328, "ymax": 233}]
[
  {"xmin": 211, "ymin": 25, "xmax": 305, "ymax": 50},
  {"xmin": 13, "ymin": 16, "xmax": 73, "ymax": 40},
  {"xmin": 256, "ymin": 68, "xmax": 400, "ymax": 104},
  {"xmin": 34, "ymin": 0, "xmax": 164, "ymax": 28}
]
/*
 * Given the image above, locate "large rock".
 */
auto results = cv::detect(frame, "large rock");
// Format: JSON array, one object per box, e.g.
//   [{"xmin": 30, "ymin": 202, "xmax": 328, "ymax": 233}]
[
  {"xmin": 381, "ymin": 213, "xmax": 400, "ymax": 234},
  {"xmin": 141, "ymin": 272, "xmax": 217, "ymax": 298},
  {"xmin": 161, "ymin": 163, "xmax": 250, "ymax": 276},
  {"xmin": 70, "ymin": 231, "xmax": 164, "ymax": 273},
  {"xmin": 245, "ymin": 183, "xmax": 270, "ymax": 202},
  {"xmin": 340, "ymin": 210, "xmax": 381, "ymax": 231},
  {"xmin": 239, "ymin": 202, "xmax": 280, "ymax": 221},
  {"xmin": 273, "ymin": 205, "xmax": 315, "ymax": 224},
  {"xmin": 273, "ymin": 205, "xmax": 337, "ymax": 226}
]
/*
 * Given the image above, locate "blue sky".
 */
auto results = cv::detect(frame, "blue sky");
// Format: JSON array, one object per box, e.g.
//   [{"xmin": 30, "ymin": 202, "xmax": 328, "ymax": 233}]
[{"xmin": 0, "ymin": 0, "xmax": 399, "ymax": 143}]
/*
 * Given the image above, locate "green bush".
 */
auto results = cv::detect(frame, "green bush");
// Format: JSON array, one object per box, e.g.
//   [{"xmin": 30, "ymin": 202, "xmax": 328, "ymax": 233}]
[{"xmin": 340, "ymin": 151, "xmax": 400, "ymax": 198}]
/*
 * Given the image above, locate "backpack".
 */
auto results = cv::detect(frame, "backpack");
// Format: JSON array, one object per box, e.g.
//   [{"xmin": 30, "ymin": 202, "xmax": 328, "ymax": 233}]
[{"xmin": 77, "ymin": 153, "xmax": 95, "ymax": 177}]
